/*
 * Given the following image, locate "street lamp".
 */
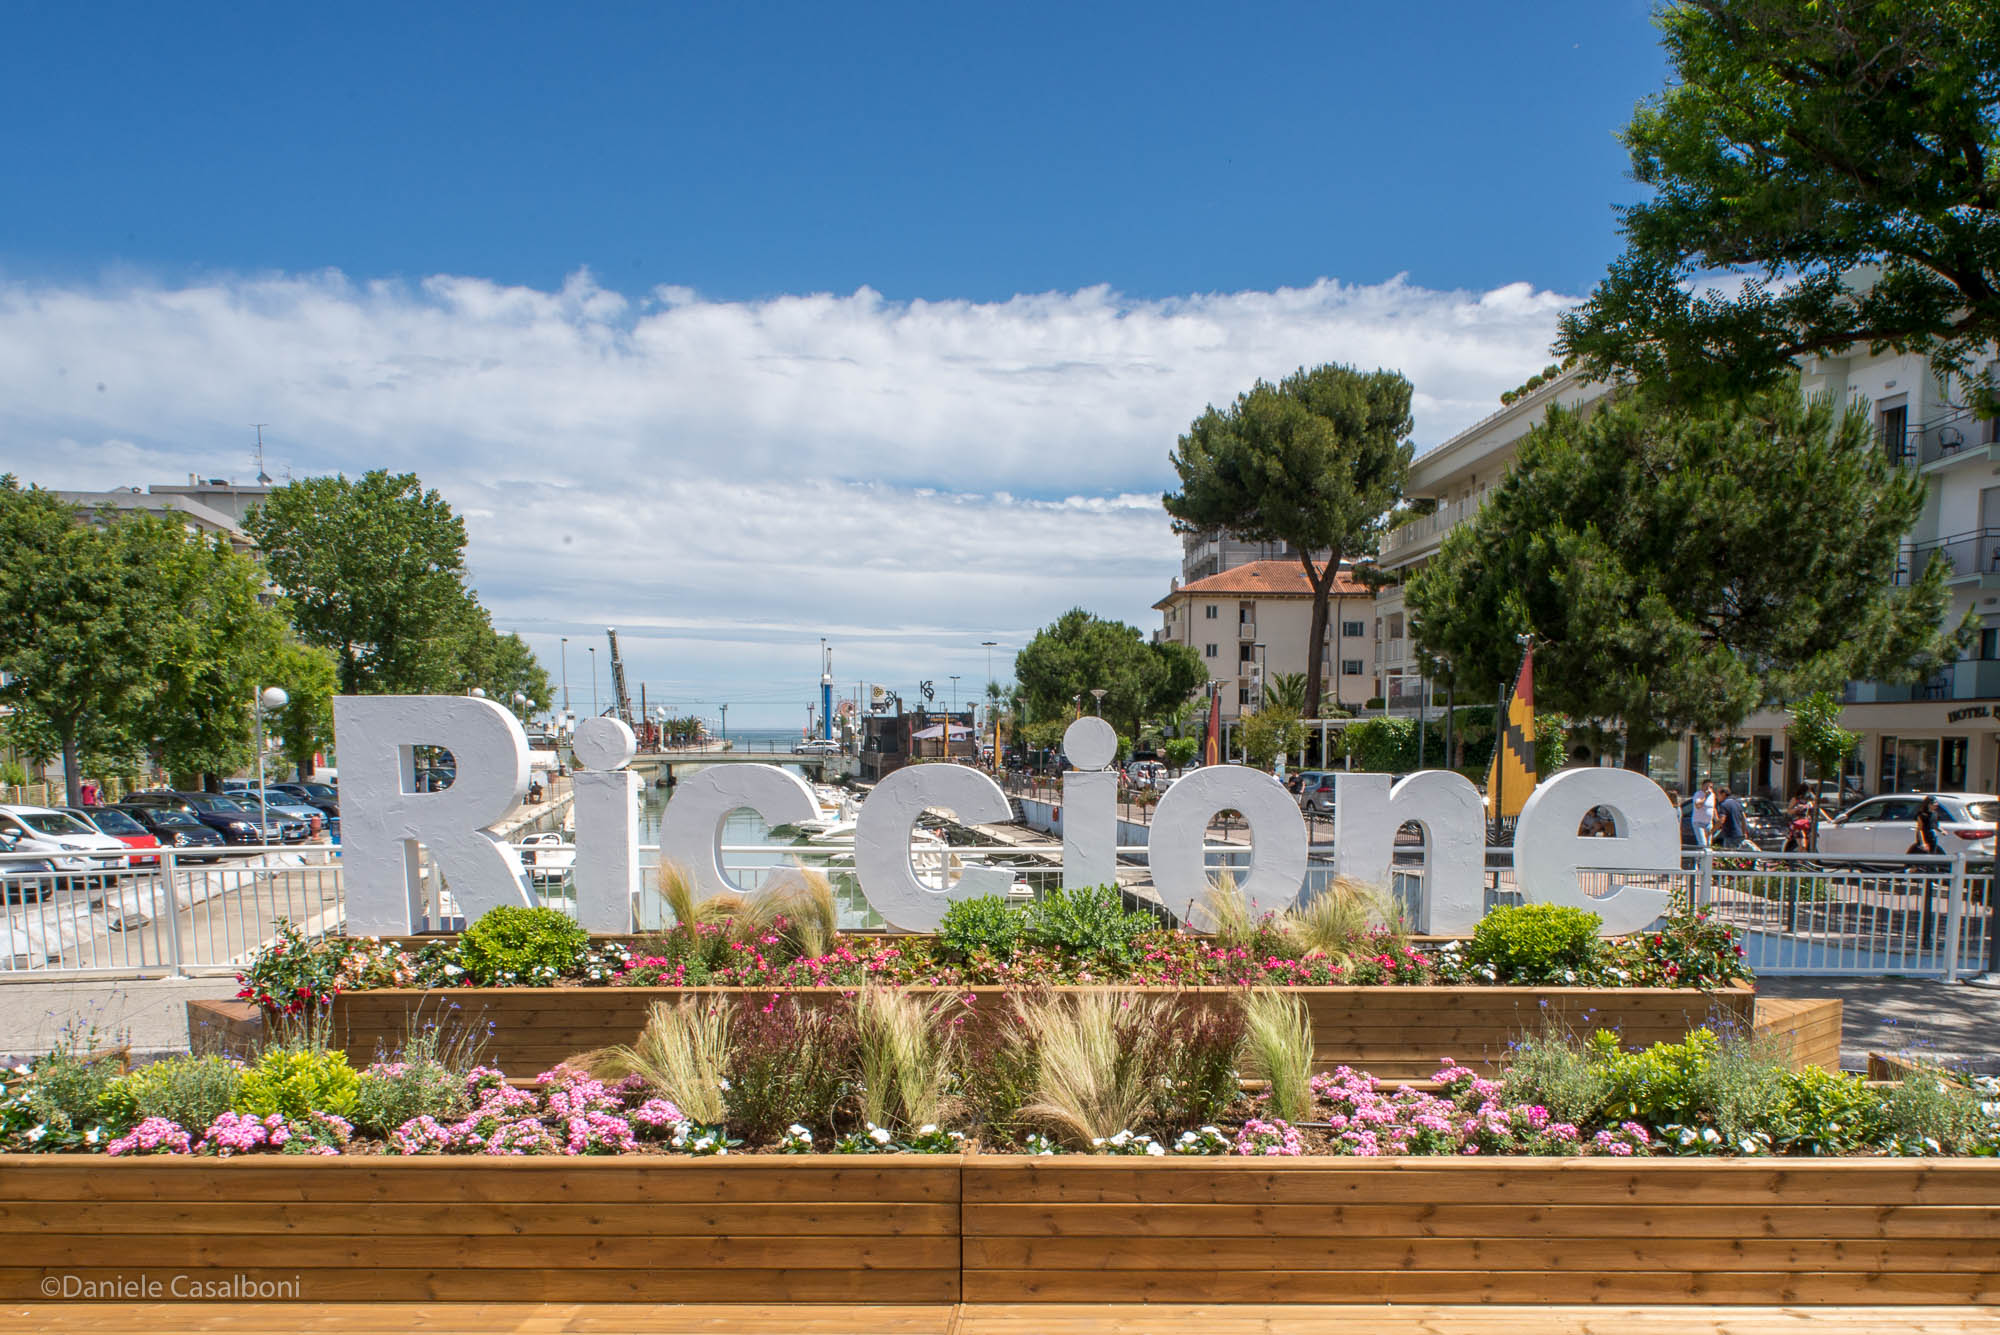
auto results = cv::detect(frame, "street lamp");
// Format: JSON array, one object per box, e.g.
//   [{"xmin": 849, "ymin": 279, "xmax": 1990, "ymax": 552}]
[
  {"xmin": 254, "ymin": 685, "xmax": 288, "ymax": 842},
  {"xmin": 560, "ymin": 637, "xmax": 570, "ymax": 713},
  {"xmin": 1090, "ymin": 687, "xmax": 1107, "ymax": 716},
  {"xmin": 588, "ymin": 646, "xmax": 598, "ymax": 717}
]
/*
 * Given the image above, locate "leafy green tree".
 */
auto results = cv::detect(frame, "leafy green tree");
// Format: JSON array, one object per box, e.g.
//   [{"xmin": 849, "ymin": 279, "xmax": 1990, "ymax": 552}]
[
  {"xmin": 1558, "ymin": 0, "xmax": 2000, "ymax": 405},
  {"xmin": 246, "ymin": 471, "xmax": 476, "ymax": 695},
  {"xmin": 150, "ymin": 532, "xmax": 292, "ymax": 786},
  {"xmin": 1787, "ymin": 691, "xmax": 1861, "ymax": 849},
  {"xmin": 0, "ymin": 481, "xmax": 181, "ymax": 806},
  {"xmin": 1264, "ymin": 672, "xmax": 1307, "ymax": 715},
  {"xmin": 1237, "ymin": 707, "xmax": 1306, "ymax": 770},
  {"xmin": 1162, "ymin": 736, "xmax": 1200, "ymax": 770},
  {"xmin": 1408, "ymin": 379, "xmax": 1962, "ymax": 769},
  {"xmin": 266, "ymin": 639, "xmax": 340, "ymax": 779},
  {"xmin": 1165, "ymin": 363, "xmax": 1414, "ymax": 719},
  {"xmin": 454, "ymin": 605, "xmax": 554, "ymax": 709},
  {"xmin": 1013, "ymin": 609, "xmax": 1205, "ymax": 752}
]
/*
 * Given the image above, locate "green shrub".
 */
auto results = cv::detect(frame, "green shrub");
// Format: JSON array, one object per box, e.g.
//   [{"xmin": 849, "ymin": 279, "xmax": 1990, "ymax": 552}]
[
  {"xmin": 352, "ymin": 1061, "xmax": 469, "ymax": 1136},
  {"xmin": 109, "ymin": 1055, "xmax": 243, "ymax": 1134},
  {"xmin": 455, "ymin": 906, "xmax": 590, "ymax": 985},
  {"xmin": 1154, "ymin": 1005, "xmax": 1244, "ymax": 1128},
  {"xmin": 1023, "ymin": 884, "xmax": 1153, "ymax": 965},
  {"xmin": 722, "ymin": 998, "xmax": 855, "ymax": 1142},
  {"xmin": 0, "ymin": 1044, "xmax": 126, "ymax": 1151},
  {"xmin": 937, "ymin": 895, "xmax": 1024, "ymax": 962},
  {"xmin": 1769, "ymin": 1066, "xmax": 1885, "ymax": 1155},
  {"xmin": 1467, "ymin": 904, "xmax": 1603, "ymax": 982},
  {"xmin": 236, "ymin": 1047, "xmax": 360, "ymax": 1120},
  {"xmin": 1593, "ymin": 1027, "xmax": 1721, "ymax": 1128},
  {"xmin": 1499, "ymin": 1028, "xmax": 1611, "ymax": 1126},
  {"xmin": 1880, "ymin": 1070, "xmax": 1989, "ymax": 1153}
]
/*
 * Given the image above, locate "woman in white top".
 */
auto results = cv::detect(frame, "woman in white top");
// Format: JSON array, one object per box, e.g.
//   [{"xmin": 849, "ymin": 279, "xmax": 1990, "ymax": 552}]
[{"xmin": 1691, "ymin": 780, "xmax": 1716, "ymax": 850}]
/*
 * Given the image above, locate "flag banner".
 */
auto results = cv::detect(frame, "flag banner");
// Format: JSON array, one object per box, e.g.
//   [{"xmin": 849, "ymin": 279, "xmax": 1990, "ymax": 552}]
[
  {"xmin": 1486, "ymin": 649, "xmax": 1537, "ymax": 820},
  {"xmin": 1204, "ymin": 684, "xmax": 1221, "ymax": 767}
]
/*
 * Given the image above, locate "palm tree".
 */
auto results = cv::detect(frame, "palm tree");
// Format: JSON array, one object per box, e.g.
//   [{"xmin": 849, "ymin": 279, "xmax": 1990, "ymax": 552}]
[{"xmin": 1265, "ymin": 672, "xmax": 1308, "ymax": 715}]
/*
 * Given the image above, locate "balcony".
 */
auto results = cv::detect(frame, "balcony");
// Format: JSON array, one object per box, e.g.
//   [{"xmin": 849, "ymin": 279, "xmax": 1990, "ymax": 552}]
[
  {"xmin": 1886, "ymin": 406, "xmax": 2000, "ymax": 469},
  {"xmin": 1894, "ymin": 528, "xmax": 2000, "ymax": 586},
  {"xmin": 1237, "ymin": 620, "xmax": 1257, "ymax": 640},
  {"xmin": 1844, "ymin": 659, "xmax": 2000, "ymax": 704},
  {"xmin": 1380, "ymin": 497, "xmax": 1481, "ymax": 564}
]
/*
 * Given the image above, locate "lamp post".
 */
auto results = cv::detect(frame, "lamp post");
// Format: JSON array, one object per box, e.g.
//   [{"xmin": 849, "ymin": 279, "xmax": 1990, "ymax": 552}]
[
  {"xmin": 560, "ymin": 637, "xmax": 570, "ymax": 714},
  {"xmin": 719, "ymin": 703, "xmax": 728, "ymax": 744},
  {"xmin": 982, "ymin": 641, "xmax": 1001, "ymax": 769},
  {"xmin": 588, "ymin": 647, "xmax": 598, "ymax": 717},
  {"xmin": 1090, "ymin": 687, "xmax": 1107, "ymax": 716},
  {"xmin": 254, "ymin": 686, "xmax": 289, "ymax": 842}
]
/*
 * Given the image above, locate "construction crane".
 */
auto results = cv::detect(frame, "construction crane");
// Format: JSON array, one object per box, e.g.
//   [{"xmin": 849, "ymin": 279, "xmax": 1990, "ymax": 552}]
[{"xmin": 604, "ymin": 627, "xmax": 637, "ymax": 727}]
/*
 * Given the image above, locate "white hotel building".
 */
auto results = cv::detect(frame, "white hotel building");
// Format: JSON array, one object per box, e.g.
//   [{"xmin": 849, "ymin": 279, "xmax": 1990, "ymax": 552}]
[{"xmin": 1377, "ymin": 348, "xmax": 2000, "ymax": 799}]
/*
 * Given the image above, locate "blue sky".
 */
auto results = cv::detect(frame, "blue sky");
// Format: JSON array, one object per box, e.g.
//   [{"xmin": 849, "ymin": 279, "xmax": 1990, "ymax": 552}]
[{"xmin": 1, "ymin": 2, "xmax": 1671, "ymax": 727}]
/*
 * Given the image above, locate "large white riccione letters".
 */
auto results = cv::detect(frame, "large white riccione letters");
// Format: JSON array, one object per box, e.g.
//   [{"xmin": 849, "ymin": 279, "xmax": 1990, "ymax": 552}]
[
  {"xmin": 658, "ymin": 764, "xmax": 820, "ymax": 906},
  {"xmin": 569, "ymin": 717, "xmax": 641, "ymax": 932},
  {"xmin": 1059, "ymin": 717, "xmax": 1118, "ymax": 890},
  {"xmin": 1332, "ymin": 771, "xmax": 1486, "ymax": 934},
  {"xmin": 1149, "ymin": 765, "xmax": 1308, "ymax": 920},
  {"xmin": 1514, "ymin": 767, "xmax": 1676, "ymax": 934},
  {"xmin": 855, "ymin": 764, "xmax": 1015, "ymax": 931},
  {"xmin": 334, "ymin": 695, "xmax": 533, "ymax": 935}
]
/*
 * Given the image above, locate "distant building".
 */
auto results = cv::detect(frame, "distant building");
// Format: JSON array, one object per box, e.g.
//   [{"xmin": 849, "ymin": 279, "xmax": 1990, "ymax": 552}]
[
  {"xmin": 858, "ymin": 709, "xmax": 975, "ymax": 782},
  {"xmin": 1153, "ymin": 560, "xmax": 1379, "ymax": 724},
  {"xmin": 1179, "ymin": 531, "xmax": 1327, "ymax": 585},
  {"xmin": 52, "ymin": 475, "xmax": 273, "ymax": 558}
]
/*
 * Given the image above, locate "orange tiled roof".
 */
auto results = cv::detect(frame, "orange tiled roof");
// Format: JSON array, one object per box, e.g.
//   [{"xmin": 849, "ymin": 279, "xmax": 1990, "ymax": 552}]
[{"xmin": 1155, "ymin": 559, "xmax": 1374, "ymax": 607}]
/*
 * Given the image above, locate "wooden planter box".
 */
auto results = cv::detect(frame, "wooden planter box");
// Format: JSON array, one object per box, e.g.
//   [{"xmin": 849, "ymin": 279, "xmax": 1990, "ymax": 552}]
[
  {"xmin": 2, "ymin": 1154, "xmax": 1993, "ymax": 1305},
  {"xmin": 315, "ymin": 984, "xmax": 1759, "ymax": 1080}
]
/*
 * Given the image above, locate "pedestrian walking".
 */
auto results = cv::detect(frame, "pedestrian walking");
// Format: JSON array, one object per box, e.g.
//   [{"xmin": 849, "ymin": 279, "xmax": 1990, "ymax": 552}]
[
  {"xmin": 1715, "ymin": 783, "xmax": 1748, "ymax": 851},
  {"xmin": 1691, "ymin": 780, "xmax": 1716, "ymax": 850},
  {"xmin": 1908, "ymin": 795, "xmax": 1944, "ymax": 855}
]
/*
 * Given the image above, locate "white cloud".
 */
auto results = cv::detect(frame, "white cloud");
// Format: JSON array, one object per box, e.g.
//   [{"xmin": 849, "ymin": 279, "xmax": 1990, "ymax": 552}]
[{"xmin": 1, "ymin": 268, "xmax": 1574, "ymax": 726}]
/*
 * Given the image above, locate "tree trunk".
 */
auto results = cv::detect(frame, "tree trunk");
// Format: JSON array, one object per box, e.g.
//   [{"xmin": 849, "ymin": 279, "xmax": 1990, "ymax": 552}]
[
  {"xmin": 1300, "ymin": 553, "xmax": 1341, "ymax": 721},
  {"xmin": 60, "ymin": 730, "xmax": 82, "ymax": 809},
  {"xmin": 1622, "ymin": 727, "xmax": 1655, "ymax": 775}
]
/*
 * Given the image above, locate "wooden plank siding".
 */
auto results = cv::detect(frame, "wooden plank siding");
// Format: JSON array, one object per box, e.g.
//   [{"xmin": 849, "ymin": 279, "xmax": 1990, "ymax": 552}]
[
  {"xmin": 319, "ymin": 984, "xmax": 1762, "ymax": 1079},
  {"xmin": 3, "ymin": 1155, "xmax": 1994, "ymax": 1306},
  {"xmin": 959, "ymin": 1159, "xmax": 2000, "ymax": 1305},
  {"xmin": 1751, "ymin": 997, "xmax": 1845, "ymax": 1072},
  {"xmin": 0, "ymin": 1157, "xmax": 961, "ymax": 1304}
]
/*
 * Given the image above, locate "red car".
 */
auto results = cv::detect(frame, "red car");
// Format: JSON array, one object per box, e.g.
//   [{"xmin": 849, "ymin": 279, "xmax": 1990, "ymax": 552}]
[{"xmin": 65, "ymin": 806, "xmax": 162, "ymax": 867}]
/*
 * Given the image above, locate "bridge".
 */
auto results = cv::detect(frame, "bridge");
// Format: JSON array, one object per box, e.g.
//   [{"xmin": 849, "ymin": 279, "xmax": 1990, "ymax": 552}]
[{"xmin": 631, "ymin": 750, "xmax": 851, "ymax": 780}]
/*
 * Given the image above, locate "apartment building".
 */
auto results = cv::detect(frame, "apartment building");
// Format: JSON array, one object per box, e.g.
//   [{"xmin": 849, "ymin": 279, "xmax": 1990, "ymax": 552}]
[
  {"xmin": 1154, "ymin": 560, "xmax": 1379, "ymax": 723},
  {"xmin": 1375, "ymin": 349, "xmax": 2000, "ymax": 798},
  {"xmin": 1179, "ymin": 531, "xmax": 1324, "ymax": 584},
  {"xmin": 1373, "ymin": 370, "xmax": 1613, "ymax": 710}
]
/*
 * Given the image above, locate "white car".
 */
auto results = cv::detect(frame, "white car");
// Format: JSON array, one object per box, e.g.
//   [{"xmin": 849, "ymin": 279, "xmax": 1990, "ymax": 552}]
[
  {"xmin": 0, "ymin": 805, "xmax": 132, "ymax": 874},
  {"xmin": 1815, "ymin": 792, "xmax": 1999, "ymax": 859},
  {"xmin": 795, "ymin": 738, "xmax": 842, "ymax": 754}
]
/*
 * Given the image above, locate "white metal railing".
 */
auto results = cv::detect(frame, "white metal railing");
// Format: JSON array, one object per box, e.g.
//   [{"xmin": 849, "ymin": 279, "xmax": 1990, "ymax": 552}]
[{"xmin": 8, "ymin": 836, "xmax": 1994, "ymax": 982}]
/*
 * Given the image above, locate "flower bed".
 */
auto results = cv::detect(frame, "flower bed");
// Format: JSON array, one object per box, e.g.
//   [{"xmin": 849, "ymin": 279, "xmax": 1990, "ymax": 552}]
[{"xmin": 318, "ymin": 982, "xmax": 1758, "ymax": 1082}]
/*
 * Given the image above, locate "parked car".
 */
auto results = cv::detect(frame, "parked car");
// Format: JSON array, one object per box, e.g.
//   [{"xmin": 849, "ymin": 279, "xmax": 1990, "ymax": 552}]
[
  {"xmin": 237, "ymin": 790, "xmax": 328, "ymax": 839},
  {"xmin": 269, "ymin": 781, "xmax": 339, "ymax": 820},
  {"xmin": 0, "ymin": 805, "xmax": 132, "ymax": 877},
  {"xmin": 795, "ymin": 738, "xmax": 842, "ymax": 755},
  {"xmin": 107, "ymin": 804, "xmax": 227, "ymax": 859},
  {"xmin": 1297, "ymin": 772, "xmax": 1338, "ymax": 815},
  {"xmin": 0, "ymin": 828, "xmax": 57, "ymax": 904},
  {"xmin": 1816, "ymin": 792, "xmax": 1999, "ymax": 859},
  {"xmin": 122, "ymin": 791, "xmax": 307, "ymax": 845},
  {"xmin": 62, "ymin": 806, "xmax": 161, "ymax": 867}
]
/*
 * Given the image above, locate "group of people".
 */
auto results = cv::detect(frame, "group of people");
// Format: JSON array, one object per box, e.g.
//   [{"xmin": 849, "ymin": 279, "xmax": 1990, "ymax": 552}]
[{"xmin": 1672, "ymin": 778, "xmax": 1750, "ymax": 851}]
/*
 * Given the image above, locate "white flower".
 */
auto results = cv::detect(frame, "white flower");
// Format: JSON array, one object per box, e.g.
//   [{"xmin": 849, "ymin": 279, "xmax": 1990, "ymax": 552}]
[
  {"xmin": 787, "ymin": 1124, "xmax": 811, "ymax": 1138},
  {"xmin": 26, "ymin": 1125, "xmax": 46, "ymax": 1142},
  {"xmin": 869, "ymin": 1126, "xmax": 891, "ymax": 1145},
  {"xmin": 916, "ymin": 1124, "xmax": 937, "ymax": 1135},
  {"xmin": 1145, "ymin": 1142, "xmax": 1165, "ymax": 1156}
]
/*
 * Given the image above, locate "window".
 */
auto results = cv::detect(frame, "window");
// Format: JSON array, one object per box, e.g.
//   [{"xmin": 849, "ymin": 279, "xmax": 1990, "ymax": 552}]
[
  {"xmin": 1238, "ymin": 643, "xmax": 1255, "ymax": 662},
  {"xmin": 1238, "ymin": 687, "xmax": 1252, "ymax": 706},
  {"xmin": 1342, "ymin": 660, "xmax": 1363, "ymax": 676},
  {"xmin": 1879, "ymin": 736, "xmax": 1940, "ymax": 792},
  {"xmin": 1342, "ymin": 620, "xmax": 1365, "ymax": 638},
  {"xmin": 1205, "ymin": 605, "xmax": 1218, "ymax": 619},
  {"xmin": 1982, "ymin": 628, "xmax": 2000, "ymax": 660},
  {"xmin": 1945, "ymin": 736, "xmax": 1969, "ymax": 790},
  {"xmin": 1204, "ymin": 644, "xmax": 1217, "ymax": 658}
]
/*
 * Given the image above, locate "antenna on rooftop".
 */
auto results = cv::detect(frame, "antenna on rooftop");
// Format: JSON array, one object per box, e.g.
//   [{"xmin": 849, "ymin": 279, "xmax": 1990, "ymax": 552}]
[{"xmin": 252, "ymin": 425, "xmax": 273, "ymax": 484}]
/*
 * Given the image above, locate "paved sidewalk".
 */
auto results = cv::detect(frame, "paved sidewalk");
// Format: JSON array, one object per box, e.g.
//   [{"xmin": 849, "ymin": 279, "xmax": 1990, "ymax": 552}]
[
  {"xmin": 0, "ymin": 976, "xmax": 232, "ymax": 1063},
  {"xmin": 1756, "ymin": 975, "xmax": 2000, "ymax": 1074}
]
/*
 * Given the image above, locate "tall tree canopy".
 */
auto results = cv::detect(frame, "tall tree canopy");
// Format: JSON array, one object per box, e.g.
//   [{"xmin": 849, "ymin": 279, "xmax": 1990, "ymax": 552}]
[
  {"xmin": 1559, "ymin": 0, "xmax": 2000, "ymax": 403},
  {"xmin": 1013, "ymin": 609, "xmax": 1205, "ymax": 753},
  {"xmin": 1406, "ymin": 379, "xmax": 1962, "ymax": 767},
  {"xmin": 246, "ymin": 470, "xmax": 477, "ymax": 695},
  {"xmin": 1164, "ymin": 363, "xmax": 1413, "ymax": 719},
  {"xmin": 247, "ymin": 469, "xmax": 550, "ymax": 706}
]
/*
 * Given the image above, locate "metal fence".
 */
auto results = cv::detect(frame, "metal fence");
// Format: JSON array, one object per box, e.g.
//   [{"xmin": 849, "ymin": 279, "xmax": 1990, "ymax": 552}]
[{"xmin": 5, "ymin": 838, "xmax": 1994, "ymax": 982}]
